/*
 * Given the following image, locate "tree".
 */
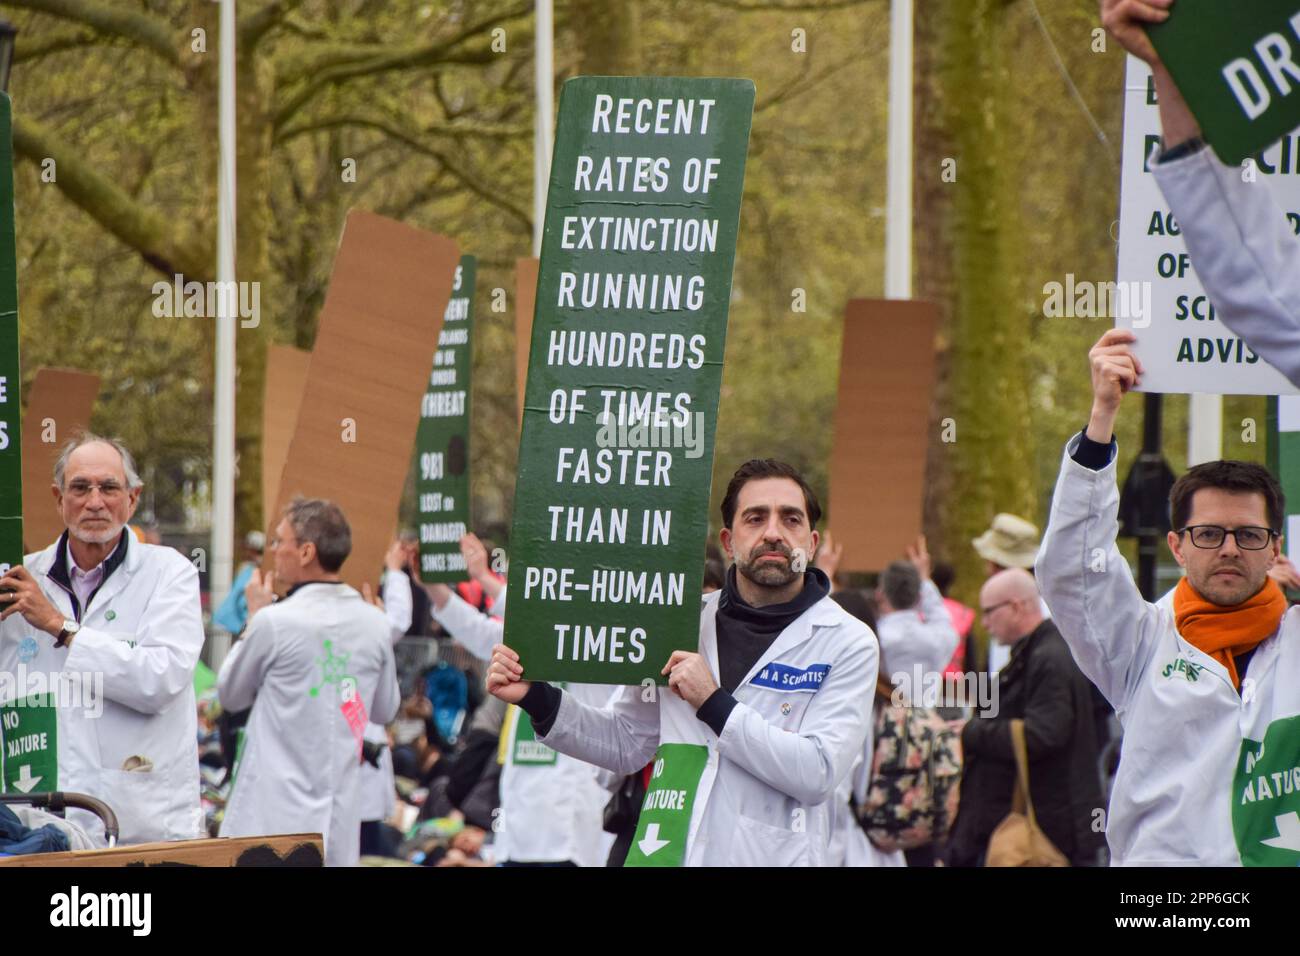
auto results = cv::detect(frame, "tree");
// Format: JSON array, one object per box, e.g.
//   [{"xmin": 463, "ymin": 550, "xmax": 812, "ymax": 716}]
[{"xmin": 8, "ymin": 0, "xmax": 535, "ymax": 542}]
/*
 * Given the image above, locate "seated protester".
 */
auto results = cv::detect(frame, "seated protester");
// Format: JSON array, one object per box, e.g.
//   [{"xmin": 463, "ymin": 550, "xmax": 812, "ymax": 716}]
[
  {"xmin": 1103, "ymin": 0, "xmax": 1300, "ymax": 388},
  {"xmin": 217, "ymin": 498, "xmax": 400, "ymax": 868},
  {"xmin": 487, "ymin": 459, "xmax": 878, "ymax": 867},
  {"xmin": 947, "ymin": 570, "xmax": 1104, "ymax": 867},
  {"xmin": 427, "ymin": 535, "xmax": 614, "ymax": 868},
  {"xmin": 1037, "ymin": 329, "xmax": 1300, "ymax": 866},
  {"xmin": 390, "ymin": 693, "xmax": 449, "ymax": 789},
  {"xmin": 874, "ymin": 541, "xmax": 960, "ymax": 689}
]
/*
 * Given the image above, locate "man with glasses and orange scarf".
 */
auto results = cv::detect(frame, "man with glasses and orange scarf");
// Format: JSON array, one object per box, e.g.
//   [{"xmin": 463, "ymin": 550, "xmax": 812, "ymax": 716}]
[{"xmin": 1038, "ymin": 329, "xmax": 1300, "ymax": 866}]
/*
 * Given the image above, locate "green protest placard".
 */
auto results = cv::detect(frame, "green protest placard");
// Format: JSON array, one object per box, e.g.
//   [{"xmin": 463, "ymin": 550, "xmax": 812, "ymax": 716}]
[
  {"xmin": 416, "ymin": 255, "xmax": 475, "ymax": 583},
  {"xmin": 1149, "ymin": 0, "xmax": 1300, "ymax": 165},
  {"xmin": 0, "ymin": 94, "xmax": 22, "ymax": 567},
  {"xmin": 503, "ymin": 76, "xmax": 754, "ymax": 685},
  {"xmin": 1, "ymin": 697, "xmax": 57, "ymax": 795},
  {"xmin": 0, "ymin": 92, "xmax": 31, "ymax": 794},
  {"xmin": 624, "ymin": 743, "xmax": 708, "ymax": 867}
]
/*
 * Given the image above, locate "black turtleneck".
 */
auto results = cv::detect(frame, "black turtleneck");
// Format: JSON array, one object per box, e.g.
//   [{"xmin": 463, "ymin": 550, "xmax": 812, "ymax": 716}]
[
  {"xmin": 714, "ymin": 564, "xmax": 829, "ymax": 692},
  {"xmin": 694, "ymin": 565, "xmax": 830, "ymax": 734}
]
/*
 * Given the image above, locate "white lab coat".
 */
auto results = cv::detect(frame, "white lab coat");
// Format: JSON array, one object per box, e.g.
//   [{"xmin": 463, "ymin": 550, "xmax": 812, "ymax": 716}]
[
  {"xmin": 432, "ymin": 588, "xmax": 614, "ymax": 866},
  {"xmin": 217, "ymin": 582, "xmax": 400, "ymax": 867},
  {"xmin": 538, "ymin": 590, "xmax": 878, "ymax": 866},
  {"xmin": 876, "ymin": 579, "xmax": 959, "ymax": 688},
  {"xmin": 358, "ymin": 570, "xmax": 412, "ymax": 824},
  {"xmin": 1152, "ymin": 144, "xmax": 1300, "ymax": 389},
  {"xmin": 0, "ymin": 533, "xmax": 205, "ymax": 845},
  {"xmin": 1037, "ymin": 437, "xmax": 1300, "ymax": 865}
]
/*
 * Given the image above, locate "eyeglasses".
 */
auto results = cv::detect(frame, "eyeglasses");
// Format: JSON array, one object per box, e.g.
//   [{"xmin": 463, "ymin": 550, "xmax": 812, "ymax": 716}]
[
  {"xmin": 65, "ymin": 479, "xmax": 126, "ymax": 500},
  {"xmin": 1177, "ymin": 526, "xmax": 1277, "ymax": 551},
  {"xmin": 980, "ymin": 600, "xmax": 1014, "ymax": 617}
]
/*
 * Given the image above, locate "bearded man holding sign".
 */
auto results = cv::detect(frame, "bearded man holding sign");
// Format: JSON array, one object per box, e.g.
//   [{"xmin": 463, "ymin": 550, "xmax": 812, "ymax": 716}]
[
  {"xmin": 1037, "ymin": 329, "xmax": 1300, "ymax": 866},
  {"xmin": 487, "ymin": 459, "xmax": 877, "ymax": 867}
]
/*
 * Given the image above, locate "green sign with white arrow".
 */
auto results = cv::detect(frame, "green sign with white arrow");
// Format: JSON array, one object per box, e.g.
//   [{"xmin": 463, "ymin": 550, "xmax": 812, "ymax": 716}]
[
  {"xmin": 0, "ymin": 94, "xmax": 22, "ymax": 567},
  {"xmin": 624, "ymin": 742, "xmax": 708, "ymax": 867},
  {"xmin": 1233, "ymin": 715, "xmax": 1300, "ymax": 865},
  {"xmin": 0, "ymin": 93, "xmax": 33, "ymax": 795},
  {"xmin": 1, "ymin": 697, "xmax": 57, "ymax": 795}
]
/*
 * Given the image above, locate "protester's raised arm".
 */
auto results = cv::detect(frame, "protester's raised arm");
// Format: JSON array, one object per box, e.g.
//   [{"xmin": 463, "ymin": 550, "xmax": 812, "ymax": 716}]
[
  {"xmin": 460, "ymin": 533, "xmax": 503, "ymax": 602},
  {"xmin": 1086, "ymin": 329, "xmax": 1143, "ymax": 444},
  {"xmin": 1036, "ymin": 439, "xmax": 1162, "ymax": 708},
  {"xmin": 1100, "ymin": 0, "xmax": 1200, "ymax": 148},
  {"xmin": 1152, "ymin": 148, "xmax": 1300, "ymax": 389},
  {"xmin": 378, "ymin": 566, "xmax": 412, "ymax": 644},
  {"xmin": 1036, "ymin": 331, "xmax": 1162, "ymax": 706},
  {"xmin": 432, "ymin": 589, "xmax": 504, "ymax": 661},
  {"xmin": 370, "ymin": 641, "xmax": 401, "ymax": 726}
]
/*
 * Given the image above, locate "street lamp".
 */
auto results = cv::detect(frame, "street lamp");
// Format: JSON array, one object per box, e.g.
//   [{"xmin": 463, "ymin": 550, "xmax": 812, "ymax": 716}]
[{"xmin": 0, "ymin": 21, "xmax": 16, "ymax": 94}]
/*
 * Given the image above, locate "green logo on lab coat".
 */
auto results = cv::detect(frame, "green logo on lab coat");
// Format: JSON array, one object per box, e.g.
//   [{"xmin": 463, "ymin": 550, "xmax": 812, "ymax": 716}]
[{"xmin": 308, "ymin": 639, "xmax": 353, "ymax": 698}]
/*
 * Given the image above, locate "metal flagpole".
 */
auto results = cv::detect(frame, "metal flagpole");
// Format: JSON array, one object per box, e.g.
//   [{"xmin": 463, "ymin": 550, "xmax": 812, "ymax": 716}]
[
  {"xmin": 1187, "ymin": 393, "xmax": 1222, "ymax": 466},
  {"xmin": 534, "ymin": 0, "xmax": 554, "ymax": 258},
  {"xmin": 210, "ymin": 0, "xmax": 238, "ymax": 668},
  {"xmin": 885, "ymin": 0, "xmax": 913, "ymax": 299}
]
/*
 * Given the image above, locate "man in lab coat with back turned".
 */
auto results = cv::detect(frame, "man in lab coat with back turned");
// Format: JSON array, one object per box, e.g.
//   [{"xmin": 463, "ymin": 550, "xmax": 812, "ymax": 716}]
[{"xmin": 218, "ymin": 497, "xmax": 400, "ymax": 866}]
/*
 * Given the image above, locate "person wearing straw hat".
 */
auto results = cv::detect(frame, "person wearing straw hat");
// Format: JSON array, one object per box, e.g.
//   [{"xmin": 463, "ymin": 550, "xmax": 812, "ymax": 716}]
[
  {"xmin": 972, "ymin": 514, "xmax": 1043, "ymax": 675},
  {"xmin": 973, "ymin": 513, "xmax": 1041, "ymax": 575}
]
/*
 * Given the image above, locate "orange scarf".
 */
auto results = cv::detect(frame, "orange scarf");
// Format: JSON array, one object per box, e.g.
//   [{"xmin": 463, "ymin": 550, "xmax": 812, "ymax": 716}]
[{"xmin": 1172, "ymin": 577, "xmax": 1287, "ymax": 690}]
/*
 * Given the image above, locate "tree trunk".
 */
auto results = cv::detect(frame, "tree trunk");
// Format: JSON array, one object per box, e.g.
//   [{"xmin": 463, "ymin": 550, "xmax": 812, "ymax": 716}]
[
  {"xmin": 938, "ymin": 0, "xmax": 1036, "ymax": 616},
  {"xmin": 567, "ymin": 0, "xmax": 643, "ymax": 75}
]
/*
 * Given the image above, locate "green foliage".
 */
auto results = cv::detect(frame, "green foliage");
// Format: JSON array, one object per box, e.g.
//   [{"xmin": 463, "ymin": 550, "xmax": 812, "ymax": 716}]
[{"xmin": 6, "ymin": 0, "xmax": 1276, "ymax": 597}]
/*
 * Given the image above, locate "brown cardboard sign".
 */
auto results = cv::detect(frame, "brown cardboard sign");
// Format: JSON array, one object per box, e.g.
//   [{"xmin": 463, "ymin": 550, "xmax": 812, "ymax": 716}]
[
  {"xmin": 0, "ymin": 833, "xmax": 324, "ymax": 867},
  {"xmin": 21, "ymin": 368, "xmax": 100, "ymax": 551},
  {"xmin": 271, "ymin": 210, "xmax": 459, "ymax": 592},
  {"xmin": 514, "ymin": 256, "xmax": 538, "ymax": 427},
  {"xmin": 261, "ymin": 344, "xmax": 311, "ymax": 531},
  {"xmin": 828, "ymin": 299, "xmax": 939, "ymax": 572}
]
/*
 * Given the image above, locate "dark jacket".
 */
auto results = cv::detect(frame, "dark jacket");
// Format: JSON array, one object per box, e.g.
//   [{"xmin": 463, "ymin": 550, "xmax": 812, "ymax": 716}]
[{"xmin": 947, "ymin": 619, "xmax": 1104, "ymax": 866}]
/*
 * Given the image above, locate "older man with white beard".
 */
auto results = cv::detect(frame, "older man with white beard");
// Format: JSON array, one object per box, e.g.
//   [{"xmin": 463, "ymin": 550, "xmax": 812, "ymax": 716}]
[{"xmin": 0, "ymin": 434, "xmax": 205, "ymax": 845}]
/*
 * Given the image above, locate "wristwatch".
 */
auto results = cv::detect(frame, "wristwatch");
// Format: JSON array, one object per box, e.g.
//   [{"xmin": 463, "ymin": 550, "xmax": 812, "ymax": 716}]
[{"xmin": 54, "ymin": 619, "xmax": 80, "ymax": 648}]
